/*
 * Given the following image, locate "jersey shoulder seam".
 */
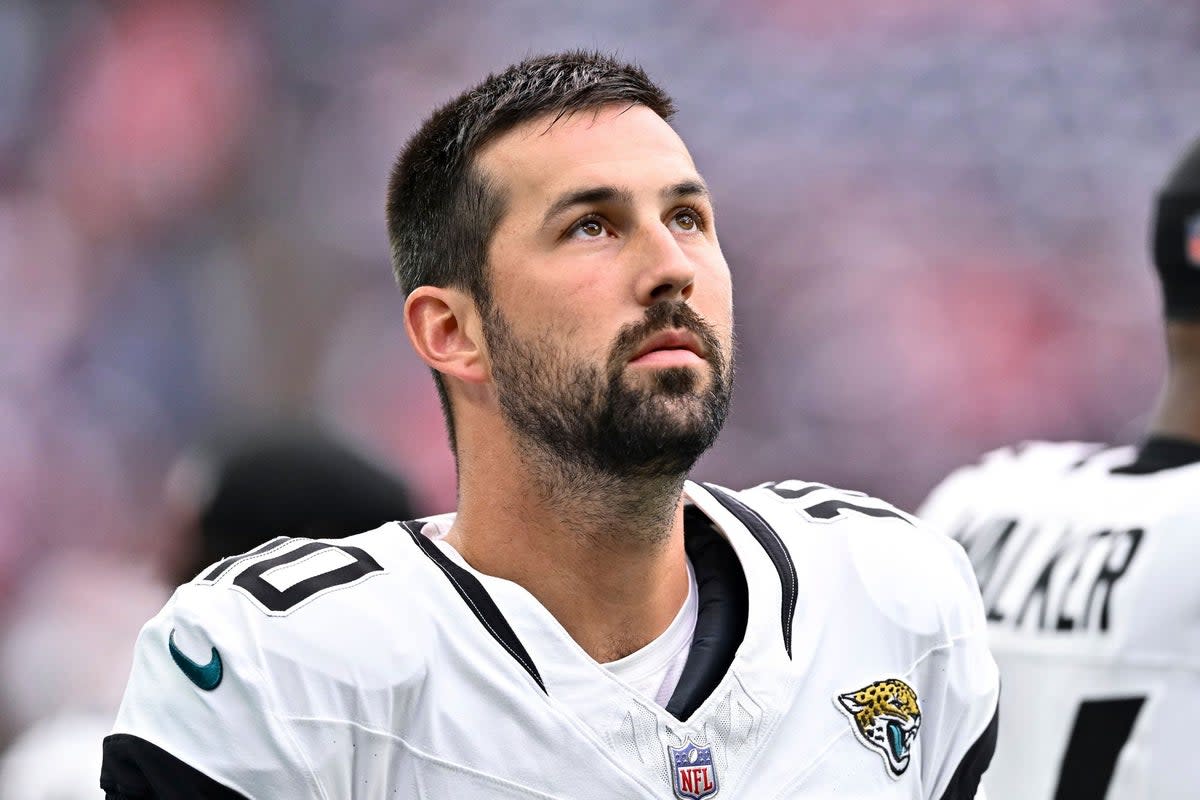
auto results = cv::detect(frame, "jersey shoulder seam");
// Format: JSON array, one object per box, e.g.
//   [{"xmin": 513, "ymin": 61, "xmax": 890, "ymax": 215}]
[{"xmin": 241, "ymin": 652, "xmax": 332, "ymax": 800}]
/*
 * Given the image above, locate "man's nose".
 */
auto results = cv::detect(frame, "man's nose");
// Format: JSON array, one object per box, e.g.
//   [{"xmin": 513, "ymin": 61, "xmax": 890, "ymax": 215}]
[{"xmin": 633, "ymin": 224, "xmax": 696, "ymax": 306}]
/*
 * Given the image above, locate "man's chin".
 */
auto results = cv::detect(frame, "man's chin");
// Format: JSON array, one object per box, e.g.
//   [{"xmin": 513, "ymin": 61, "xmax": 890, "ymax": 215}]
[
  {"xmin": 602, "ymin": 411, "xmax": 723, "ymax": 479},
  {"xmin": 628, "ymin": 393, "xmax": 723, "ymax": 445},
  {"xmin": 621, "ymin": 363, "xmax": 708, "ymax": 397}
]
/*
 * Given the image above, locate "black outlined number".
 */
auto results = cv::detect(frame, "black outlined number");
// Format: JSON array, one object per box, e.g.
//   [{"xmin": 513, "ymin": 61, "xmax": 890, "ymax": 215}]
[
  {"xmin": 766, "ymin": 483, "xmax": 912, "ymax": 526},
  {"xmin": 234, "ymin": 544, "xmax": 384, "ymax": 614},
  {"xmin": 217, "ymin": 541, "xmax": 383, "ymax": 613},
  {"xmin": 199, "ymin": 536, "xmax": 288, "ymax": 583}
]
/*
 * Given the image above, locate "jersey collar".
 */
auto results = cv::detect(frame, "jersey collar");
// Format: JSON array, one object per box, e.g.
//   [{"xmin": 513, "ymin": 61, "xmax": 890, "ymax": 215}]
[{"xmin": 1113, "ymin": 434, "xmax": 1200, "ymax": 474}]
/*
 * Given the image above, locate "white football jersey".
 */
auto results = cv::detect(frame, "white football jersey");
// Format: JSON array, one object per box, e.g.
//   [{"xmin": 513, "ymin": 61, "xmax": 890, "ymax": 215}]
[
  {"xmin": 919, "ymin": 438, "xmax": 1200, "ymax": 800},
  {"xmin": 104, "ymin": 479, "xmax": 998, "ymax": 799}
]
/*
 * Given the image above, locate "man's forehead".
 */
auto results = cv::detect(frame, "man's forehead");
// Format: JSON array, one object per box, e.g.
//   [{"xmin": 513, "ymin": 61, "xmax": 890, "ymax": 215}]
[
  {"xmin": 496, "ymin": 102, "xmax": 680, "ymax": 141},
  {"xmin": 477, "ymin": 104, "xmax": 697, "ymax": 196}
]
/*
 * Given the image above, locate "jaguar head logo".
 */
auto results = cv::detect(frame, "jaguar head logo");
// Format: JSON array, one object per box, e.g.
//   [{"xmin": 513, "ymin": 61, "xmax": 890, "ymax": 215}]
[{"xmin": 836, "ymin": 678, "xmax": 921, "ymax": 777}]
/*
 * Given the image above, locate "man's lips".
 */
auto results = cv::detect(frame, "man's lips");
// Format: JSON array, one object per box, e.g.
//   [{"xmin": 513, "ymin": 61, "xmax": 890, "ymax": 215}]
[{"xmin": 628, "ymin": 329, "xmax": 706, "ymax": 366}]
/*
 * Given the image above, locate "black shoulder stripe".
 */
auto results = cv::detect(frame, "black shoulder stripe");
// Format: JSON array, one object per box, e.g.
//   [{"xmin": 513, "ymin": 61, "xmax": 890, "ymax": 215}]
[
  {"xmin": 101, "ymin": 733, "xmax": 249, "ymax": 799},
  {"xmin": 401, "ymin": 523, "xmax": 546, "ymax": 693},
  {"xmin": 702, "ymin": 484, "xmax": 797, "ymax": 659},
  {"xmin": 938, "ymin": 703, "xmax": 999, "ymax": 800}
]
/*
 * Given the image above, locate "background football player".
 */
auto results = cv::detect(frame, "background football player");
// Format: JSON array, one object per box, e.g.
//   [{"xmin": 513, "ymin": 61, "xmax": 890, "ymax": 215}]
[{"xmin": 919, "ymin": 136, "xmax": 1200, "ymax": 799}]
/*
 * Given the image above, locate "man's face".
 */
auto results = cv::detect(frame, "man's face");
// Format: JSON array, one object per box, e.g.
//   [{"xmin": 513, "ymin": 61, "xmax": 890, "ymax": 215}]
[{"xmin": 474, "ymin": 104, "xmax": 734, "ymax": 478}]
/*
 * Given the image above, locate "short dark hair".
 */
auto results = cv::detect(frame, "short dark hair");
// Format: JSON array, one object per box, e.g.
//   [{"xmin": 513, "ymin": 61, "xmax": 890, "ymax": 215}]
[
  {"xmin": 386, "ymin": 51, "xmax": 676, "ymax": 451},
  {"xmin": 1153, "ymin": 134, "xmax": 1200, "ymax": 321}
]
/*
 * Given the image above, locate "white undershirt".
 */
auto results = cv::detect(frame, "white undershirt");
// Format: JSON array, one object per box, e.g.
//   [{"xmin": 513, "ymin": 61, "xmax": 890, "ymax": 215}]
[
  {"xmin": 429, "ymin": 525, "xmax": 699, "ymax": 709},
  {"xmin": 602, "ymin": 558, "xmax": 698, "ymax": 708}
]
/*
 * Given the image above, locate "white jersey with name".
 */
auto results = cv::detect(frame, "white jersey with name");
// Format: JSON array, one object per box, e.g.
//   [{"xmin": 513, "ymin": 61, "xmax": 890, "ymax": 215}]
[
  {"xmin": 105, "ymin": 479, "xmax": 998, "ymax": 799},
  {"xmin": 919, "ymin": 440, "xmax": 1200, "ymax": 800}
]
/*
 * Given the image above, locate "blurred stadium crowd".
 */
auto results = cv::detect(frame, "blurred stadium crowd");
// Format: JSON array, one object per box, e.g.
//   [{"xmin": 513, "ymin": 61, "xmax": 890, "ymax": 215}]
[{"xmin": 0, "ymin": 0, "xmax": 1198, "ymax": 786}]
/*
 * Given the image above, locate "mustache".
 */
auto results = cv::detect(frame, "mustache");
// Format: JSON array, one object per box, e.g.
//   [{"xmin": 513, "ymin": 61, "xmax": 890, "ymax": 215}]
[{"xmin": 607, "ymin": 301, "xmax": 725, "ymax": 373}]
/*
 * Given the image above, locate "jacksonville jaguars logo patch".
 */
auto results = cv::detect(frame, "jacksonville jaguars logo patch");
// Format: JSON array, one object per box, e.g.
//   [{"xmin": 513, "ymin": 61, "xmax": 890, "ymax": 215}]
[{"xmin": 836, "ymin": 678, "xmax": 922, "ymax": 778}]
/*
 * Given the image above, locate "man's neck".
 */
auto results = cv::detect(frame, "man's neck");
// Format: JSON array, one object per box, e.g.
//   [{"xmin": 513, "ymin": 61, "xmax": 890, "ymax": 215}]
[
  {"xmin": 1153, "ymin": 326, "xmax": 1200, "ymax": 442},
  {"xmin": 447, "ymin": 443, "xmax": 692, "ymax": 664},
  {"xmin": 1149, "ymin": 361, "xmax": 1200, "ymax": 443}
]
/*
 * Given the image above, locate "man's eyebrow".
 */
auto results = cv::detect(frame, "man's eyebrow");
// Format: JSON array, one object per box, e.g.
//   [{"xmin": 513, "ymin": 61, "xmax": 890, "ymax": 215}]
[
  {"xmin": 663, "ymin": 180, "xmax": 710, "ymax": 202},
  {"xmin": 541, "ymin": 186, "xmax": 634, "ymax": 227}
]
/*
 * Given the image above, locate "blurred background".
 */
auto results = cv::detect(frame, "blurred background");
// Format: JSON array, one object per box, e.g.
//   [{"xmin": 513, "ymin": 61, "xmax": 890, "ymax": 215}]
[{"xmin": 0, "ymin": 0, "xmax": 1197, "ymax": 782}]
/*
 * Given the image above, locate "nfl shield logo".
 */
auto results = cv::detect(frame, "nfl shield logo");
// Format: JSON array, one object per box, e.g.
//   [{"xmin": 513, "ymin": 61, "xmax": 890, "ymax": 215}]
[
  {"xmin": 1187, "ymin": 214, "xmax": 1200, "ymax": 268},
  {"xmin": 669, "ymin": 740, "xmax": 719, "ymax": 799}
]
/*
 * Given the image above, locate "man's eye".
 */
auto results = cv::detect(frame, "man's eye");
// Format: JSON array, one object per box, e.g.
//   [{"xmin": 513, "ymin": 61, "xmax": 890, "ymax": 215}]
[
  {"xmin": 671, "ymin": 209, "xmax": 702, "ymax": 232},
  {"xmin": 569, "ymin": 217, "xmax": 606, "ymax": 239}
]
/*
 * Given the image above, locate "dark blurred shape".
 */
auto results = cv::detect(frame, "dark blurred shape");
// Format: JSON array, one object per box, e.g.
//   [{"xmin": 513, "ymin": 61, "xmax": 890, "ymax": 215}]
[
  {"xmin": 167, "ymin": 424, "xmax": 418, "ymax": 585},
  {"xmin": 1153, "ymin": 134, "xmax": 1200, "ymax": 320}
]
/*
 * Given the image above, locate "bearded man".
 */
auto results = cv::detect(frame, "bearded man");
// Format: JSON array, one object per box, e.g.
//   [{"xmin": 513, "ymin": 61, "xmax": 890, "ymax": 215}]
[{"xmin": 102, "ymin": 51, "xmax": 998, "ymax": 799}]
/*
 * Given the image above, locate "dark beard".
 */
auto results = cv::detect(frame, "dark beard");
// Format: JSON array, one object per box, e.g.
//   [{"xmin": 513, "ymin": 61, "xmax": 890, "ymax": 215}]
[{"xmin": 484, "ymin": 300, "xmax": 733, "ymax": 482}]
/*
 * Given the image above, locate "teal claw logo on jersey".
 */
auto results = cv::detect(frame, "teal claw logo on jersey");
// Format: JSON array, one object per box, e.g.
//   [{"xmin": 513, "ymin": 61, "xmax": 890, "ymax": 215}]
[
  {"xmin": 836, "ymin": 678, "xmax": 921, "ymax": 778},
  {"xmin": 169, "ymin": 628, "xmax": 223, "ymax": 691}
]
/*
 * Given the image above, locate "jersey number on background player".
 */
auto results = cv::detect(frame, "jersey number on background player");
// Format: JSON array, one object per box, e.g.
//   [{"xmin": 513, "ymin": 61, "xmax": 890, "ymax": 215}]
[{"xmin": 1054, "ymin": 696, "xmax": 1145, "ymax": 799}]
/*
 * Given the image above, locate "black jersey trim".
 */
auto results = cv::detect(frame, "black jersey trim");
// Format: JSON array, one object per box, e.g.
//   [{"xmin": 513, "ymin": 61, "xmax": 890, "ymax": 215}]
[
  {"xmin": 401, "ymin": 522, "xmax": 546, "ymax": 693},
  {"xmin": 666, "ymin": 506, "xmax": 750, "ymax": 720},
  {"xmin": 937, "ymin": 703, "xmax": 999, "ymax": 800},
  {"xmin": 1111, "ymin": 435, "xmax": 1200, "ymax": 475},
  {"xmin": 101, "ymin": 734, "xmax": 250, "ymax": 799},
  {"xmin": 702, "ymin": 484, "xmax": 797, "ymax": 659}
]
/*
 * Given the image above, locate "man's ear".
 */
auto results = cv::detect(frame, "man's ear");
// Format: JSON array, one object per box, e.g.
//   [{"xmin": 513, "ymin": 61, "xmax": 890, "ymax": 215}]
[{"xmin": 404, "ymin": 286, "xmax": 488, "ymax": 385}]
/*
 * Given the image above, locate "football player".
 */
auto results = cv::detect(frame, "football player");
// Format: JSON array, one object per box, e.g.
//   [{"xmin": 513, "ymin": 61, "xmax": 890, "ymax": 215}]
[
  {"xmin": 102, "ymin": 51, "xmax": 999, "ymax": 799},
  {"xmin": 918, "ymin": 135, "xmax": 1200, "ymax": 799}
]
